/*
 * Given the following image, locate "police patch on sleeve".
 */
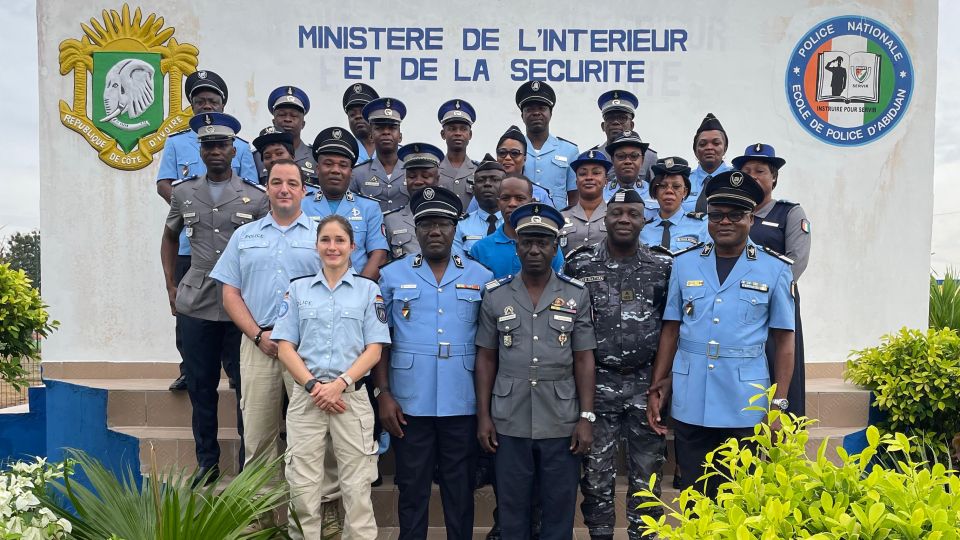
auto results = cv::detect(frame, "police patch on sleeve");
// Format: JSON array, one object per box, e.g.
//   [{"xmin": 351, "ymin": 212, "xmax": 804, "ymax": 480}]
[
  {"xmin": 375, "ymin": 294, "xmax": 387, "ymax": 323},
  {"xmin": 278, "ymin": 298, "xmax": 290, "ymax": 320}
]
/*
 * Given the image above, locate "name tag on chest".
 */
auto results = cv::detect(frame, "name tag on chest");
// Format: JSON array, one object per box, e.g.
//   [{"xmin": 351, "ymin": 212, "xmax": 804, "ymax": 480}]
[{"xmin": 740, "ymin": 281, "xmax": 769, "ymax": 292}]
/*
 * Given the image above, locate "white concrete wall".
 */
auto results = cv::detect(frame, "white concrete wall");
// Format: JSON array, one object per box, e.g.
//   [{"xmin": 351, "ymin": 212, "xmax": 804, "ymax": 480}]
[{"xmin": 38, "ymin": 1, "xmax": 938, "ymax": 362}]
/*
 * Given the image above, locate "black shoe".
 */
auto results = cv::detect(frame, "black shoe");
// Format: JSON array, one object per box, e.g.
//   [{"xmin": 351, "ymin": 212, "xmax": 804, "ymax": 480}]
[
  {"xmin": 486, "ymin": 523, "xmax": 501, "ymax": 540},
  {"xmin": 191, "ymin": 465, "xmax": 220, "ymax": 488},
  {"xmin": 591, "ymin": 536, "xmax": 614, "ymax": 540},
  {"xmin": 169, "ymin": 375, "xmax": 187, "ymax": 391},
  {"xmin": 372, "ymin": 472, "xmax": 382, "ymax": 487},
  {"xmin": 229, "ymin": 378, "xmax": 237, "ymax": 389},
  {"xmin": 673, "ymin": 474, "xmax": 682, "ymax": 489}
]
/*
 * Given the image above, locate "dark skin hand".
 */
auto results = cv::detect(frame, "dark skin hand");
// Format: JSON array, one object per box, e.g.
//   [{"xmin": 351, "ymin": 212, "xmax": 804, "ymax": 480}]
[
  {"xmin": 475, "ymin": 345, "xmax": 499, "ymax": 452},
  {"xmin": 570, "ymin": 348, "xmax": 595, "ymax": 454},
  {"xmin": 647, "ymin": 320, "xmax": 680, "ymax": 435},
  {"xmin": 373, "ymin": 347, "xmax": 406, "ymax": 436}
]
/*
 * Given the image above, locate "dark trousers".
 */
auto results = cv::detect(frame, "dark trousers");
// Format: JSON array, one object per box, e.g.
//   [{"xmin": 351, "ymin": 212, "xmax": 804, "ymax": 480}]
[
  {"xmin": 394, "ymin": 415, "xmax": 477, "ymax": 540},
  {"xmin": 173, "ymin": 255, "xmax": 191, "ymax": 376},
  {"xmin": 765, "ymin": 287, "xmax": 805, "ymax": 416},
  {"xmin": 177, "ymin": 314, "xmax": 243, "ymax": 468},
  {"xmin": 496, "ymin": 434, "xmax": 579, "ymax": 540},
  {"xmin": 673, "ymin": 419, "xmax": 754, "ymax": 499}
]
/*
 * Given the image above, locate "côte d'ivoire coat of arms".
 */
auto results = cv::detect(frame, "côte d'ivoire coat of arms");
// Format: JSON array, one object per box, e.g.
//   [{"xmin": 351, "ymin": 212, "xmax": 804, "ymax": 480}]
[{"xmin": 59, "ymin": 4, "xmax": 198, "ymax": 171}]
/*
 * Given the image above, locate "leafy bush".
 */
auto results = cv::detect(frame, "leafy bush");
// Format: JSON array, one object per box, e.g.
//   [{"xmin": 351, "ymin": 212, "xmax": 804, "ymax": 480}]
[
  {"xmin": 0, "ymin": 262, "xmax": 58, "ymax": 389},
  {"xmin": 0, "ymin": 457, "xmax": 71, "ymax": 538},
  {"xmin": 637, "ymin": 388, "xmax": 960, "ymax": 539},
  {"xmin": 931, "ymin": 270, "xmax": 960, "ymax": 332},
  {"xmin": 846, "ymin": 327, "xmax": 960, "ymax": 446},
  {"xmin": 39, "ymin": 449, "xmax": 290, "ymax": 540}
]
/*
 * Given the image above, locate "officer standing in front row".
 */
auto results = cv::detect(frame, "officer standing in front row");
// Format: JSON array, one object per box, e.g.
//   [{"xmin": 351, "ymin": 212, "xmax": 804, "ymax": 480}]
[
  {"xmin": 253, "ymin": 86, "xmax": 318, "ymax": 185},
  {"xmin": 376, "ymin": 186, "xmax": 493, "ymax": 539},
  {"xmin": 383, "ymin": 142, "xmax": 446, "ymax": 259},
  {"xmin": 476, "ymin": 202, "xmax": 597, "ymax": 540},
  {"xmin": 647, "ymin": 171, "xmax": 796, "ymax": 499},
  {"xmin": 160, "ymin": 112, "xmax": 270, "ymax": 485},
  {"xmin": 565, "ymin": 190, "xmax": 673, "ymax": 540}
]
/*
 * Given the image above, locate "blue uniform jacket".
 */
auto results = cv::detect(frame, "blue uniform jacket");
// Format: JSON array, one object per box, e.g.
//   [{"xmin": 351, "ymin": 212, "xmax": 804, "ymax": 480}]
[
  {"xmin": 468, "ymin": 225, "xmax": 564, "ymax": 279},
  {"xmin": 301, "ymin": 190, "xmax": 388, "ymax": 273},
  {"xmin": 684, "ymin": 162, "xmax": 732, "ymax": 214},
  {"xmin": 523, "ymin": 134, "xmax": 579, "ymax": 208},
  {"xmin": 640, "ymin": 211, "xmax": 708, "ymax": 254}
]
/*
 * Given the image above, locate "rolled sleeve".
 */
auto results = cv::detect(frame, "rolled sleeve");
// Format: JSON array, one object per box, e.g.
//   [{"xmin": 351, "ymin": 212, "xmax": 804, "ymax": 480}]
[
  {"xmin": 475, "ymin": 295, "xmax": 499, "ymax": 349},
  {"xmin": 157, "ymin": 142, "xmax": 178, "ymax": 181},
  {"xmin": 572, "ymin": 287, "xmax": 597, "ymax": 351},
  {"xmin": 209, "ymin": 232, "xmax": 242, "ymax": 288},
  {"xmin": 663, "ymin": 265, "xmax": 682, "ymax": 321},
  {"xmin": 271, "ymin": 287, "xmax": 301, "ymax": 345},
  {"xmin": 363, "ymin": 283, "xmax": 392, "ymax": 345},
  {"xmin": 768, "ymin": 265, "xmax": 796, "ymax": 331}
]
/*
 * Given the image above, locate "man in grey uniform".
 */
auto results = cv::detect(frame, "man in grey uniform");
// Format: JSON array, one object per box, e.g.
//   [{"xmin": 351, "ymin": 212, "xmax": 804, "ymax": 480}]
[
  {"xmin": 160, "ymin": 112, "xmax": 269, "ymax": 484},
  {"xmin": 383, "ymin": 143, "xmax": 446, "ymax": 259},
  {"xmin": 253, "ymin": 86, "xmax": 317, "ymax": 185},
  {"xmin": 476, "ymin": 202, "xmax": 597, "ymax": 540},
  {"xmin": 437, "ymin": 99, "xmax": 479, "ymax": 209},
  {"xmin": 349, "ymin": 97, "xmax": 408, "ymax": 212}
]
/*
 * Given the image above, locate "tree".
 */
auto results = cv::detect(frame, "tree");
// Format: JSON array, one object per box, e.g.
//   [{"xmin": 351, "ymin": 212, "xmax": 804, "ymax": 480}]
[{"xmin": 1, "ymin": 230, "xmax": 40, "ymax": 290}]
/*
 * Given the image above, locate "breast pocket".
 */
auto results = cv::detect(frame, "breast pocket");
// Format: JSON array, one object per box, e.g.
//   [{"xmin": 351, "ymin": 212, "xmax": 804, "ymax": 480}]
[
  {"xmin": 289, "ymin": 241, "xmax": 320, "ymax": 272},
  {"xmin": 394, "ymin": 288, "xmax": 422, "ymax": 322},
  {"xmin": 350, "ymin": 220, "xmax": 368, "ymax": 251},
  {"xmin": 340, "ymin": 306, "xmax": 364, "ymax": 334},
  {"xmin": 239, "ymin": 238, "xmax": 271, "ymax": 271},
  {"xmin": 559, "ymin": 224, "xmax": 576, "ymax": 249},
  {"xmin": 456, "ymin": 289, "xmax": 482, "ymax": 323},
  {"xmin": 681, "ymin": 287, "xmax": 707, "ymax": 323},
  {"xmin": 738, "ymin": 289, "xmax": 769, "ymax": 325},
  {"xmin": 231, "ymin": 212, "xmax": 255, "ymax": 229},
  {"xmin": 389, "ymin": 230, "xmax": 414, "ymax": 258},
  {"xmin": 361, "ymin": 178, "xmax": 385, "ymax": 198},
  {"xmin": 547, "ymin": 313, "xmax": 575, "ymax": 348}
]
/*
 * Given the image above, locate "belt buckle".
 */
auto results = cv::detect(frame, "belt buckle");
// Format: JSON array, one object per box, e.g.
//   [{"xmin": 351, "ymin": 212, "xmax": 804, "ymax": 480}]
[
  {"xmin": 706, "ymin": 340, "xmax": 720, "ymax": 359},
  {"xmin": 438, "ymin": 342, "xmax": 451, "ymax": 359}
]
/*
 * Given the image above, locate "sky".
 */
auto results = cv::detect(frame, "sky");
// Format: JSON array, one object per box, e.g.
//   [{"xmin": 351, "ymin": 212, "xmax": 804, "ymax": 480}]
[{"xmin": 1, "ymin": 1, "xmax": 957, "ymax": 274}]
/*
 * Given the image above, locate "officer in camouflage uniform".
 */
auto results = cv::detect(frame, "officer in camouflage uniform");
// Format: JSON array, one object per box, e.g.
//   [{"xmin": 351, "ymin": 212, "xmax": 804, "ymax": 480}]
[{"xmin": 564, "ymin": 189, "xmax": 672, "ymax": 540}]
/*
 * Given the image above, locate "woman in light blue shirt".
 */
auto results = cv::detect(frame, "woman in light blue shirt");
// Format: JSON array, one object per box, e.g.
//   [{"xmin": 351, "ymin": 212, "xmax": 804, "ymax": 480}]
[{"xmin": 273, "ymin": 214, "xmax": 391, "ymax": 539}]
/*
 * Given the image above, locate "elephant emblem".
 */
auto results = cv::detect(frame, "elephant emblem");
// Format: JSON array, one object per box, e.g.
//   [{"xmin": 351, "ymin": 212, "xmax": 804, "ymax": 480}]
[{"xmin": 100, "ymin": 58, "xmax": 155, "ymax": 130}]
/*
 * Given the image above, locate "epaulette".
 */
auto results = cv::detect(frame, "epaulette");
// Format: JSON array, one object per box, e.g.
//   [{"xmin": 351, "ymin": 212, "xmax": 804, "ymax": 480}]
[
  {"xmin": 484, "ymin": 275, "xmax": 513, "ymax": 291},
  {"xmin": 644, "ymin": 217, "xmax": 655, "ymax": 224},
  {"xmin": 353, "ymin": 273, "xmax": 378, "ymax": 283},
  {"xmin": 560, "ymin": 204, "xmax": 574, "ymax": 213},
  {"xmin": 556, "ymin": 273, "xmax": 585, "ymax": 288},
  {"xmin": 354, "ymin": 158, "xmax": 373, "ymax": 168},
  {"xmin": 378, "ymin": 255, "xmax": 407, "ymax": 270},
  {"xmin": 566, "ymin": 244, "xmax": 594, "ymax": 260},
  {"xmin": 557, "ymin": 136, "xmax": 576, "ymax": 146},
  {"xmin": 243, "ymin": 178, "xmax": 267, "ymax": 191},
  {"xmin": 471, "ymin": 159, "xmax": 480, "ymax": 167},
  {"xmin": 530, "ymin": 180, "xmax": 552, "ymax": 196},
  {"xmin": 666, "ymin": 242, "xmax": 702, "ymax": 257},
  {"xmin": 304, "ymin": 180, "xmax": 321, "ymax": 190},
  {"xmin": 235, "ymin": 136, "xmax": 249, "ymax": 144},
  {"xmin": 650, "ymin": 245, "xmax": 674, "ymax": 257},
  {"xmin": 351, "ymin": 191, "xmax": 379, "ymax": 203},
  {"xmin": 171, "ymin": 175, "xmax": 198, "ymax": 186},
  {"xmin": 646, "ymin": 145, "xmax": 657, "ymax": 154},
  {"xmin": 588, "ymin": 143, "xmax": 601, "ymax": 151},
  {"xmin": 290, "ymin": 274, "xmax": 313, "ymax": 283},
  {"xmin": 686, "ymin": 211, "xmax": 706, "ymax": 221},
  {"xmin": 776, "ymin": 199, "xmax": 799, "ymax": 207},
  {"xmin": 462, "ymin": 250, "xmax": 493, "ymax": 272},
  {"xmin": 382, "ymin": 206, "xmax": 404, "ymax": 217},
  {"xmin": 699, "ymin": 243, "xmax": 714, "ymax": 257},
  {"xmin": 762, "ymin": 246, "xmax": 795, "ymax": 265},
  {"xmin": 167, "ymin": 128, "xmax": 191, "ymax": 138}
]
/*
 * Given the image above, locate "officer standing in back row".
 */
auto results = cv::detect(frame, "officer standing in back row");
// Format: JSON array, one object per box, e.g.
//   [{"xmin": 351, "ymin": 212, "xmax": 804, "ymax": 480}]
[
  {"xmin": 437, "ymin": 99, "xmax": 479, "ymax": 209},
  {"xmin": 565, "ymin": 189, "xmax": 673, "ymax": 540},
  {"xmin": 160, "ymin": 112, "xmax": 270, "ymax": 485},
  {"xmin": 343, "ymin": 83, "xmax": 379, "ymax": 163},
  {"xmin": 517, "ymin": 81, "xmax": 580, "ymax": 209},
  {"xmin": 594, "ymin": 90, "xmax": 657, "ymax": 183},
  {"xmin": 383, "ymin": 143, "xmax": 447, "ymax": 260},
  {"xmin": 253, "ymin": 86, "xmax": 317, "ymax": 185},
  {"xmin": 350, "ymin": 97, "xmax": 408, "ymax": 212}
]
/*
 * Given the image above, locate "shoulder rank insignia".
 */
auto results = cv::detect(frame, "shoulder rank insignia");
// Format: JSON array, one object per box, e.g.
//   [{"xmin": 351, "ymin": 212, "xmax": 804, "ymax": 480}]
[
  {"xmin": 762, "ymin": 245, "xmax": 795, "ymax": 265},
  {"xmin": 644, "ymin": 217, "xmax": 655, "ymax": 224},
  {"xmin": 565, "ymin": 244, "xmax": 593, "ymax": 260},
  {"xmin": 557, "ymin": 273, "xmax": 585, "ymax": 288},
  {"xmin": 412, "ymin": 254, "xmax": 423, "ymax": 267},
  {"xmin": 699, "ymin": 243, "xmax": 714, "ymax": 257},
  {"xmin": 650, "ymin": 245, "xmax": 673, "ymax": 257},
  {"xmin": 171, "ymin": 175, "xmax": 198, "ymax": 186},
  {"xmin": 354, "ymin": 158, "xmax": 373, "ymax": 167},
  {"xmin": 747, "ymin": 244, "xmax": 757, "ymax": 260},
  {"xmin": 382, "ymin": 206, "xmax": 404, "ymax": 217},
  {"xmin": 671, "ymin": 242, "xmax": 704, "ymax": 257},
  {"xmin": 245, "ymin": 181, "xmax": 267, "ymax": 192},
  {"xmin": 168, "ymin": 127, "xmax": 191, "ymax": 138},
  {"xmin": 453, "ymin": 254, "xmax": 464, "ymax": 268},
  {"xmin": 686, "ymin": 211, "xmax": 707, "ymax": 221},
  {"xmin": 485, "ymin": 275, "xmax": 513, "ymax": 291}
]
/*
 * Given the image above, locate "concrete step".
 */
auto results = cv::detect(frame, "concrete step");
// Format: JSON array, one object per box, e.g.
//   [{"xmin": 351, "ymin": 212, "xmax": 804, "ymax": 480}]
[
  {"xmin": 112, "ymin": 425, "xmax": 243, "ymax": 477},
  {"xmin": 804, "ymin": 378, "xmax": 871, "ymax": 428}
]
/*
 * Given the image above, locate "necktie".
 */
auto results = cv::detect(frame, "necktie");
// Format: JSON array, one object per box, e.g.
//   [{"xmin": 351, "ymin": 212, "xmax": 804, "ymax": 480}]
[
  {"xmin": 486, "ymin": 214, "xmax": 498, "ymax": 235},
  {"xmin": 660, "ymin": 220, "xmax": 673, "ymax": 249}
]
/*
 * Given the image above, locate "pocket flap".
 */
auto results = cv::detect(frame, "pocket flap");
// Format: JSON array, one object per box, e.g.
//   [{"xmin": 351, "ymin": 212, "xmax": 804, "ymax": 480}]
[
  {"xmin": 492, "ymin": 377, "xmax": 514, "ymax": 397},
  {"xmin": 239, "ymin": 238, "xmax": 270, "ymax": 249},
  {"xmin": 739, "ymin": 361, "xmax": 769, "ymax": 381},
  {"xmin": 496, "ymin": 315, "xmax": 521, "ymax": 333},
  {"xmin": 671, "ymin": 351, "xmax": 690, "ymax": 375},
  {"xmin": 738, "ymin": 289, "xmax": 770, "ymax": 305},
  {"xmin": 300, "ymin": 308, "xmax": 319, "ymax": 319},
  {"xmin": 462, "ymin": 354, "xmax": 476, "ymax": 372},
  {"xmin": 341, "ymin": 307, "xmax": 363, "ymax": 320},
  {"xmin": 456, "ymin": 289, "xmax": 482, "ymax": 303},
  {"xmin": 553, "ymin": 378, "xmax": 577, "ymax": 399},
  {"xmin": 391, "ymin": 351, "xmax": 414, "ymax": 370},
  {"xmin": 548, "ymin": 314, "xmax": 573, "ymax": 333},
  {"xmin": 396, "ymin": 288, "xmax": 421, "ymax": 303},
  {"xmin": 181, "ymin": 268, "xmax": 205, "ymax": 288}
]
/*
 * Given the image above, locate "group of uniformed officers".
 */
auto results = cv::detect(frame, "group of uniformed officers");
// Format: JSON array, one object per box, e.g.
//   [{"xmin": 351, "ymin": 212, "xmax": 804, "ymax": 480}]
[{"xmin": 156, "ymin": 69, "xmax": 812, "ymax": 540}]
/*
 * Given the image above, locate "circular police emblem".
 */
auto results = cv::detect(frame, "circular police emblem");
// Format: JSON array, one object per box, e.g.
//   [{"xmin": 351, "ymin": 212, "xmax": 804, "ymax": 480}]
[
  {"xmin": 423, "ymin": 187, "xmax": 435, "ymax": 200},
  {"xmin": 353, "ymin": 83, "xmax": 362, "ymax": 93},
  {"xmin": 332, "ymin": 129, "xmax": 342, "ymax": 139},
  {"xmin": 531, "ymin": 216, "xmax": 543, "ymax": 224},
  {"xmin": 612, "ymin": 99, "xmax": 621, "ymax": 105},
  {"xmin": 785, "ymin": 15, "xmax": 913, "ymax": 147},
  {"xmin": 730, "ymin": 172, "xmax": 744, "ymax": 187},
  {"xmin": 531, "ymin": 81, "xmax": 540, "ymax": 91},
  {"xmin": 385, "ymin": 109, "xmax": 393, "ymax": 116},
  {"xmin": 665, "ymin": 158, "xmax": 675, "ymax": 168},
  {"xmin": 265, "ymin": 126, "xmax": 277, "ymax": 134},
  {"xmin": 277, "ymin": 299, "xmax": 289, "ymax": 320},
  {"xmin": 198, "ymin": 71, "xmax": 207, "ymax": 79},
  {"xmin": 203, "ymin": 126, "xmax": 215, "ymax": 134}
]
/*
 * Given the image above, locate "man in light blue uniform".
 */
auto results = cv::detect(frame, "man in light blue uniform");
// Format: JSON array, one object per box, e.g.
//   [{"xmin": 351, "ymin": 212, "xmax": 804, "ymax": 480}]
[
  {"xmin": 470, "ymin": 176, "xmax": 564, "ymax": 279},
  {"xmin": 639, "ymin": 157, "xmax": 708, "ymax": 253},
  {"xmin": 602, "ymin": 130, "xmax": 658, "ymax": 220},
  {"xmin": 686, "ymin": 113, "xmax": 733, "ymax": 214},
  {"xmin": 375, "ymin": 186, "xmax": 493, "ymax": 539},
  {"xmin": 516, "ymin": 81, "xmax": 579, "ymax": 209},
  {"xmin": 455, "ymin": 153, "xmax": 503, "ymax": 253},
  {"xmin": 302, "ymin": 127, "xmax": 389, "ymax": 279},
  {"xmin": 647, "ymin": 170, "xmax": 796, "ymax": 499},
  {"xmin": 156, "ymin": 69, "xmax": 257, "ymax": 391},
  {"xmin": 593, "ymin": 90, "xmax": 657, "ymax": 183},
  {"xmin": 210, "ymin": 158, "xmax": 319, "ymax": 473},
  {"xmin": 343, "ymin": 83, "xmax": 379, "ymax": 163},
  {"xmin": 350, "ymin": 97, "xmax": 408, "ymax": 212}
]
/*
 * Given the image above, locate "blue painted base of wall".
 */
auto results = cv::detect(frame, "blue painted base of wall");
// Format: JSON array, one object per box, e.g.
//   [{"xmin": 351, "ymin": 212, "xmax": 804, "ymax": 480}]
[{"xmin": 0, "ymin": 379, "xmax": 140, "ymax": 486}]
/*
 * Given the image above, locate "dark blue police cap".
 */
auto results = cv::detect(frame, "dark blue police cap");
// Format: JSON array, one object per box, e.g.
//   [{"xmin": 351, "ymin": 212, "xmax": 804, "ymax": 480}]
[
  {"xmin": 437, "ymin": 99, "xmax": 476, "ymax": 126},
  {"xmin": 515, "ymin": 80, "xmax": 556, "ymax": 109},
  {"xmin": 190, "ymin": 112, "xmax": 241, "ymax": 141},
  {"xmin": 185, "ymin": 70, "xmax": 228, "ymax": 103},
  {"xmin": 704, "ymin": 170, "xmax": 764, "ymax": 210},
  {"xmin": 398, "ymin": 143, "xmax": 444, "ymax": 169},
  {"xmin": 604, "ymin": 130, "xmax": 649, "ymax": 156},
  {"xmin": 342, "ymin": 83, "xmax": 379, "ymax": 111},
  {"xmin": 252, "ymin": 126, "xmax": 294, "ymax": 154},
  {"xmin": 570, "ymin": 149, "xmax": 612, "ymax": 173},
  {"xmin": 362, "ymin": 97, "xmax": 406, "ymax": 124},
  {"xmin": 268, "ymin": 86, "xmax": 310, "ymax": 114},
  {"xmin": 597, "ymin": 90, "xmax": 639, "ymax": 115},
  {"xmin": 651, "ymin": 156, "xmax": 691, "ymax": 178},
  {"xmin": 312, "ymin": 126, "xmax": 360, "ymax": 165},
  {"xmin": 731, "ymin": 143, "xmax": 787, "ymax": 170},
  {"xmin": 411, "ymin": 186, "xmax": 463, "ymax": 223},
  {"xmin": 510, "ymin": 202, "xmax": 564, "ymax": 237},
  {"xmin": 607, "ymin": 189, "xmax": 645, "ymax": 205}
]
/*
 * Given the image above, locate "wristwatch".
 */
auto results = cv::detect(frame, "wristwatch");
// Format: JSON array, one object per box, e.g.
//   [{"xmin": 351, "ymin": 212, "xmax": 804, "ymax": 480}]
[
  {"xmin": 338, "ymin": 373, "xmax": 355, "ymax": 387},
  {"xmin": 580, "ymin": 411, "xmax": 597, "ymax": 423},
  {"xmin": 771, "ymin": 398, "xmax": 790, "ymax": 411},
  {"xmin": 304, "ymin": 378, "xmax": 320, "ymax": 393},
  {"xmin": 254, "ymin": 329, "xmax": 265, "ymax": 346}
]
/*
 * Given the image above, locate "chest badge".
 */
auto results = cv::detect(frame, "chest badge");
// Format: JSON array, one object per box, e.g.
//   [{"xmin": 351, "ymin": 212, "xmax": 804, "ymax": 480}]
[
  {"xmin": 552, "ymin": 297, "xmax": 564, "ymax": 307},
  {"xmin": 621, "ymin": 289, "xmax": 635, "ymax": 301},
  {"xmin": 401, "ymin": 301, "xmax": 411, "ymax": 320},
  {"xmin": 684, "ymin": 301, "xmax": 695, "ymax": 317},
  {"xmin": 504, "ymin": 306, "xmax": 515, "ymax": 316},
  {"xmin": 503, "ymin": 334, "xmax": 513, "ymax": 347},
  {"xmin": 558, "ymin": 333, "xmax": 568, "ymax": 346},
  {"xmin": 242, "ymin": 196, "xmax": 251, "ymax": 204}
]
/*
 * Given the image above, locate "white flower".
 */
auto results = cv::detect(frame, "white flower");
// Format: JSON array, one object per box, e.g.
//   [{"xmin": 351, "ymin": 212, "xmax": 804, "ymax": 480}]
[{"xmin": 14, "ymin": 492, "xmax": 40, "ymax": 511}]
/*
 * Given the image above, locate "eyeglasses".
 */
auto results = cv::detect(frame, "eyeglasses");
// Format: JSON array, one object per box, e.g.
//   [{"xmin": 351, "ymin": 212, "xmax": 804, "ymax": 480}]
[
  {"xmin": 655, "ymin": 182, "xmax": 686, "ymax": 194},
  {"xmin": 496, "ymin": 148, "xmax": 524, "ymax": 159},
  {"xmin": 415, "ymin": 221, "xmax": 456, "ymax": 232},
  {"xmin": 613, "ymin": 152, "xmax": 643, "ymax": 161},
  {"xmin": 706, "ymin": 210, "xmax": 749, "ymax": 223}
]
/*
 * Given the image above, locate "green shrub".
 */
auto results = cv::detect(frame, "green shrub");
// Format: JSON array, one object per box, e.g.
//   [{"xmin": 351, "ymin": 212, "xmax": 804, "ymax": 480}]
[
  {"xmin": 637, "ymin": 387, "xmax": 960, "ymax": 539},
  {"xmin": 0, "ymin": 262, "xmax": 57, "ymax": 389},
  {"xmin": 930, "ymin": 270, "xmax": 960, "ymax": 332}
]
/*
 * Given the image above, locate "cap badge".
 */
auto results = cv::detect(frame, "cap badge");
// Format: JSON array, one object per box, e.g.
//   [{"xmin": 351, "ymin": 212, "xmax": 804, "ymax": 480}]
[
  {"xmin": 665, "ymin": 158, "xmax": 675, "ymax": 167},
  {"xmin": 531, "ymin": 81, "xmax": 540, "ymax": 91},
  {"xmin": 284, "ymin": 96, "xmax": 295, "ymax": 103},
  {"xmin": 414, "ymin": 144, "xmax": 421, "ymax": 152},
  {"xmin": 265, "ymin": 126, "xmax": 277, "ymax": 133},
  {"xmin": 612, "ymin": 99, "xmax": 621, "ymax": 105},
  {"xmin": 198, "ymin": 71, "xmax": 207, "ymax": 79},
  {"xmin": 385, "ymin": 109, "xmax": 393, "ymax": 116},
  {"xmin": 530, "ymin": 216, "xmax": 542, "ymax": 224},
  {"xmin": 613, "ymin": 91, "xmax": 619, "ymax": 98},
  {"xmin": 589, "ymin": 150, "xmax": 596, "ymax": 159},
  {"xmin": 453, "ymin": 110, "xmax": 462, "ymax": 116},
  {"xmin": 455, "ymin": 100, "xmax": 461, "ymax": 109},
  {"xmin": 332, "ymin": 129, "xmax": 342, "ymax": 139},
  {"xmin": 385, "ymin": 98, "xmax": 391, "ymax": 108},
  {"xmin": 423, "ymin": 187, "xmax": 435, "ymax": 200},
  {"xmin": 731, "ymin": 172, "xmax": 744, "ymax": 187},
  {"xmin": 614, "ymin": 192, "xmax": 625, "ymax": 202},
  {"xmin": 755, "ymin": 143, "xmax": 763, "ymax": 152},
  {"xmin": 287, "ymin": 86, "xmax": 293, "ymax": 95},
  {"xmin": 203, "ymin": 126, "xmax": 215, "ymax": 134},
  {"xmin": 305, "ymin": 161, "xmax": 313, "ymax": 168},
  {"xmin": 204, "ymin": 114, "xmax": 212, "ymax": 125},
  {"xmin": 354, "ymin": 83, "xmax": 362, "ymax": 93}
]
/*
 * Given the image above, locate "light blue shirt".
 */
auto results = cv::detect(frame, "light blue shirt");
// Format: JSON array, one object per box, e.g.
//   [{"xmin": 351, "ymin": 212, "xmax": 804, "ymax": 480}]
[
  {"xmin": 157, "ymin": 130, "xmax": 257, "ymax": 255},
  {"xmin": 301, "ymin": 190, "xmax": 389, "ymax": 272},
  {"xmin": 684, "ymin": 162, "xmax": 733, "ymax": 214},
  {"xmin": 356, "ymin": 136, "xmax": 374, "ymax": 163},
  {"xmin": 209, "ymin": 212, "xmax": 320, "ymax": 327},
  {"xmin": 465, "ymin": 184, "xmax": 554, "ymax": 213},
  {"xmin": 603, "ymin": 179, "xmax": 659, "ymax": 220},
  {"xmin": 640, "ymin": 210, "xmax": 708, "ymax": 254},
  {"xmin": 379, "ymin": 254, "xmax": 493, "ymax": 416},
  {"xmin": 454, "ymin": 208, "xmax": 503, "ymax": 253},
  {"xmin": 663, "ymin": 242, "xmax": 795, "ymax": 428},
  {"xmin": 272, "ymin": 271, "xmax": 391, "ymax": 380},
  {"xmin": 469, "ymin": 225, "xmax": 564, "ymax": 279},
  {"xmin": 523, "ymin": 134, "xmax": 579, "ymax": 208}
]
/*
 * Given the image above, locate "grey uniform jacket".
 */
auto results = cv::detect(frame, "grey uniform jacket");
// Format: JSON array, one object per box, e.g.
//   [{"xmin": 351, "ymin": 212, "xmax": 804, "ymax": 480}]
[
  {"xmin": 349, "ymin": 157, "xmax": 408, "ymax": 212},
  {"xmin": 383, "ymin": 206, "xmax": 418, "ymax": 260},
  {"xmin": 560, "ymin": 201, "xmax": 607, "ymax": 256},
  {"xmin": 476, "ymin": 272, "xmax": 597, "ymax": 439},
  {"xmin": 166, "ymin": 174, "xmax": 269, "ymax": 321},
  {"xmin": 254, "ymin": 141, "xmax": 317, "ymax": 185},
  {"xmin": 438, "ymin": 156, "xmax": 477, "ymax": 209}
]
